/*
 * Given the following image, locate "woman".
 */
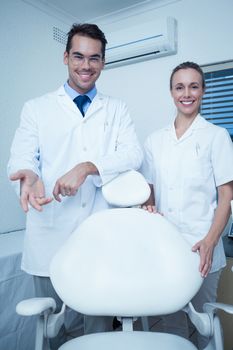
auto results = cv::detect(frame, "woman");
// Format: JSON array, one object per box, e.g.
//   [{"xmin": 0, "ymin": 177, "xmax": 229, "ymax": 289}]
[{"xmin": 142, "ymin": 62, "xmax": 233, "ymax": 349}]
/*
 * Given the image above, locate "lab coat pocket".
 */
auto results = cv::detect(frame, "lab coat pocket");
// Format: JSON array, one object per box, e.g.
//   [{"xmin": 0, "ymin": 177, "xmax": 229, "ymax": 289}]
[{"xmin": 183, "ymin": 146, "xmax": 210, "ymax": 183}]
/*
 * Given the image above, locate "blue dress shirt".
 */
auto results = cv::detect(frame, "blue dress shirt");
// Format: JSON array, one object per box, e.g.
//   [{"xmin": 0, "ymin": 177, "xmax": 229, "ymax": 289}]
[{"xmin": 64, "ymin": 81, "xmax": 97, "ymax": 114}]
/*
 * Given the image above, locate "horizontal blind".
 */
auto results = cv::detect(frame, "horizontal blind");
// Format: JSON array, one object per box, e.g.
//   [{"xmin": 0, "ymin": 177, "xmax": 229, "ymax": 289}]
[{"xmin": 201, "ymin": 67, "xmax": 233, "ymax": 137}]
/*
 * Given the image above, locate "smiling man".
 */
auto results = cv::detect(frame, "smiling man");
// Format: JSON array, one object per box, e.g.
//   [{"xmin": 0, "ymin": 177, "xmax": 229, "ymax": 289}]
[
  {"xmin": 64, "ymin": 32, "xmax": 104, "ymax": 94},
  {"xmin": 8, "ymin": 23, "xmax": 143, "ymax": 348}
]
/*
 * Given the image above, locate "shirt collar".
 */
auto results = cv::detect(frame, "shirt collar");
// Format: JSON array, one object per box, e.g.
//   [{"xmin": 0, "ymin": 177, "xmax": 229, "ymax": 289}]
[
  {"xmin": 165, "ymin": 114, "xmax": 208, "ymax": 142},
  {"xmin": 64, "ymin": 81, "xmax": 97, "ymax": 102},
  {"xmin": 165, "ymin": 114, "xmax": 207, "ymax": 132}
]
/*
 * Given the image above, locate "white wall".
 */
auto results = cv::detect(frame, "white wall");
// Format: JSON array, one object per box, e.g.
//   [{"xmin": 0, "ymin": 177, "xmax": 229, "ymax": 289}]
[
  {"xmin": 0, "ymin": 0, "xmax": 68, "ymax": 232},
  {"xmin": 1, "ymin": 0, "xmax": 233, "ymax": 232},
  {"xmin": 97, "ymin": 0, "xmax": 233, "ymax": 143}
]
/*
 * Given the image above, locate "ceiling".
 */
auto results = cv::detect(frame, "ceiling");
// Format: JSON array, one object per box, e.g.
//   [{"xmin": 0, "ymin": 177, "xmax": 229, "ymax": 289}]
[{"xmin": 35, "ymin": 0, "xmax": 170, "ymax": 23}]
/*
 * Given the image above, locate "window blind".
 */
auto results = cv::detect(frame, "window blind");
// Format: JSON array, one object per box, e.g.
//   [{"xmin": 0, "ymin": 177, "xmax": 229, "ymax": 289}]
[{"xmin": 201, "ymin": 67, "xmax": 233, "ymax": 138}]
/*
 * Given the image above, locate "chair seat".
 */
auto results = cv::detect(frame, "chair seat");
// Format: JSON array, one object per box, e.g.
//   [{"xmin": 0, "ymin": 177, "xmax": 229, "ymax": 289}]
[{"xmin": 59, "ymin": 331, "xmax": 197, "ymax": 350}]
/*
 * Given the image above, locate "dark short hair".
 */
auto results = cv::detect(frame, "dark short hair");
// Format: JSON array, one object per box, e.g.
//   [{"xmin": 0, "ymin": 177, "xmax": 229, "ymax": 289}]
[
  {"xmin": 170, "ymin": 61, "xmax": 205, "ymax": 90},
  {"xmin": 66, "ymin": 23, "xmax": 107, "ymax": 59}
]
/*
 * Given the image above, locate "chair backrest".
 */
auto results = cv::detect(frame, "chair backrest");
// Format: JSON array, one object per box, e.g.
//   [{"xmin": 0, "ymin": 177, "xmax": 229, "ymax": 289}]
[
  {"xmin": 102, "ymin": 170, "xmax": 151, "ymax": 207},
  {"xmin": 50, "ymin": 208, "xmax": 203, "ymax": 317}
]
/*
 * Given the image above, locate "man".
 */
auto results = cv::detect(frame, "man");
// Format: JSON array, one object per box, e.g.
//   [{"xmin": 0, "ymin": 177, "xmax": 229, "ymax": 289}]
[{"xmin": 8, "ymin": 23, "xmax": 142, "ymax": 347}]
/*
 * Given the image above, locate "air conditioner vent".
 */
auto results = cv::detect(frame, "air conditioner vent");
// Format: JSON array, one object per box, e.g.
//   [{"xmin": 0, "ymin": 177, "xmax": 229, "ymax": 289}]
[
  {"xmin": 53, "ymin": 27, "xmax": 66, "ymax": 45},
  {"xmin": 105, "ymin": 17, "xmax": 177, "ymax": 69}
]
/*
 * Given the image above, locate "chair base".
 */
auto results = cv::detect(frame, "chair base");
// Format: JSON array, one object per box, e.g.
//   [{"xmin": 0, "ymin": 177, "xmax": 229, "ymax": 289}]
[{"xmin": 59, "ymin": 331, "xmax": 197, "ymax": 349}]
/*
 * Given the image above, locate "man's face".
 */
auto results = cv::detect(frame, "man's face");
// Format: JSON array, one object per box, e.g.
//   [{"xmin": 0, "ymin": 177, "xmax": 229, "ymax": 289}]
[{"xmin": 64, "ymin": 34, "xmax": 105, "ymax": 94}]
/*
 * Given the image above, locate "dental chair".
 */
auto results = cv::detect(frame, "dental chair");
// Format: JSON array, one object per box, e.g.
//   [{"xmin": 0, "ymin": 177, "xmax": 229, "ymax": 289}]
[{"xmin": 16, "ymin": 171, "xmax": 233, "ymax": 350}]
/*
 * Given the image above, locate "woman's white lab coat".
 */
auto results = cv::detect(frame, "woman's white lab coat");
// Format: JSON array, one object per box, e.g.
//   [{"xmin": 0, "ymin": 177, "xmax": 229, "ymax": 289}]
[
  {"xmin": 8, "ymin": 86, "xmax": 143, "ymax": 276},
  {"xmin": 143, "ymin": 115, "xmax": 233, "ymax": 272}
]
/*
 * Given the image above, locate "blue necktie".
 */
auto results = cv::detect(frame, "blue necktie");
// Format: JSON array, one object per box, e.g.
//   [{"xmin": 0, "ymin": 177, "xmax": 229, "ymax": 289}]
[{"xmin": 73, "ymin": 95, "xmax": 90, "ymax": 116}]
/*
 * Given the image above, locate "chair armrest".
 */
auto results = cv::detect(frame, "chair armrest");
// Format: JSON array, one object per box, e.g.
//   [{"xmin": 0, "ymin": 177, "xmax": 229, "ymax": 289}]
[
  {"xmin": 46, "ymin": 303, "xmax": 66, "ymax": 338},
  {"xmin": 183, "ymin": 302, "xmax": 212, "ymax": 337},
  {"xmin": 16, "ymin": 297, "xmax": 56, "ymax": 316},
  {"xmin": 203, "ymin": 302, "xmax": 233, "ymax": 315}
]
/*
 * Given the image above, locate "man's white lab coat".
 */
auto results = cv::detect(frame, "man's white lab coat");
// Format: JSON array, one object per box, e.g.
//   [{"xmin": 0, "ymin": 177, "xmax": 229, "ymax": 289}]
[{"xmin": 8, "ymin": 86, "xmax": 143, "ymax": 276}]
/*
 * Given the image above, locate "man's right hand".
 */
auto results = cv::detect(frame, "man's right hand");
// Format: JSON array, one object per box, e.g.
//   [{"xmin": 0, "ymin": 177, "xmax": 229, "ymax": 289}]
[{"xmin": 10, "ymin": 170, "xmax": 53, "ymax": 212}]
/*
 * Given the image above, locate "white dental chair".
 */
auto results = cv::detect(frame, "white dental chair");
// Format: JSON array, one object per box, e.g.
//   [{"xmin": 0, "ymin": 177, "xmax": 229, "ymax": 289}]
[{"xmin": 16, "ymin": 171, "xmax": 233, "ymax": 350}]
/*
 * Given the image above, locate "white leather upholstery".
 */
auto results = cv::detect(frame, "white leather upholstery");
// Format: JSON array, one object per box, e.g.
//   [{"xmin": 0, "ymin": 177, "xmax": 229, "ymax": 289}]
[
  {"xmin": 16, "ymin": 171, "xmax": 229, "ymax": 350},
  {"xmin": 59, "ymin": 331, "xmax": 197, "ymax": 349},
  {"xmin": 50, "ymin": 208, "xmax": 203, "ymax": 317},
  {"xmin": 102, "ymin": 170, "xmax": 151, "ymax": 207},
  {"xmin": 16, "ymin": 297, "xmax": 56, "ymax": 316}
]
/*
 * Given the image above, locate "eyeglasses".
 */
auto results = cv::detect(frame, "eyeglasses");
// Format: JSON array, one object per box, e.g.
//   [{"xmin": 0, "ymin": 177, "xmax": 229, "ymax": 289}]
[{"xmin": 70, "ymin": 53, "xmax": 103, "ymax": 66}]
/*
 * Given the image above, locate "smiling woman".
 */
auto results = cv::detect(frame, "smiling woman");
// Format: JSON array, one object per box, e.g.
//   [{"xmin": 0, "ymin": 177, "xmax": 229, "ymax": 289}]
[
  {"xmin": 170, "ymin": 62, "xmax": 206, "ymax": 133},
  {"xmin": 141, "ymin": 61, "xmax": 233, "ymax": 348},
  {"xmin": 171, "ymin": 72, "xmax": 204, "ymax": 137}
]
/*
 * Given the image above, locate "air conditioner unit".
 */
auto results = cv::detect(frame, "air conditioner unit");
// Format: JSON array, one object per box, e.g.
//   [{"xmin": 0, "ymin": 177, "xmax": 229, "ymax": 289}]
[{"xmin": 105, "ymin": 17, "xmax": 177, "ymax": 69}]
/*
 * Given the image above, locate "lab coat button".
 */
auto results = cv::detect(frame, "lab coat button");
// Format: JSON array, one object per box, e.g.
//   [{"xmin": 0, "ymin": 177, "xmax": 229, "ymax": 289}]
[
  {"xmin": 168, "ymin": 208, "xmax": 173, "ymax": 212},
  {"xmin": 82, "ymin": 203, "xmax": 86, "ymax": 208},
  {"xmin": 83, "ymin": 147, "xmax": 87, "ymax": 151}
]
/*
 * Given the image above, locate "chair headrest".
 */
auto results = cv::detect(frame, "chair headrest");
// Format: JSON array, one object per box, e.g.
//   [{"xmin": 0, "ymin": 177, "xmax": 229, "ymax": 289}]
[{"xmin": 102, "ymin": 170, "xmax": 151, "ymax": 207}]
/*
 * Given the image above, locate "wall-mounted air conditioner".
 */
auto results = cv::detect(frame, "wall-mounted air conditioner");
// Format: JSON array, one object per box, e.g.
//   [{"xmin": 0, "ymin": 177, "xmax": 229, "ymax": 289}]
[{"xmin": 105, "ymin": 17, "xmax": 177, "ymax": 69}]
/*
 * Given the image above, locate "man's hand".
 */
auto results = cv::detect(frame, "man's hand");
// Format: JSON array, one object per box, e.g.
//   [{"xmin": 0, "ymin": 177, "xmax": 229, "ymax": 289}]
[
  {"xmin": 10, "ymin": 169, "xmax": 53, "ymax": 212},
  {"xmin": 53, "ymin": 162, "xmax": 98, "ymax": 202}
]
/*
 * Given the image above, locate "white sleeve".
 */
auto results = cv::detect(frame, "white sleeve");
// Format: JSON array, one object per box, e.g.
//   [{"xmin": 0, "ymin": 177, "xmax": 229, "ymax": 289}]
[
  {"xmin": 140, "ymin": 136, "xmax": 154, "ymax": 185},
  {"xmin": 90, "ymin": 102, "xmax": 143, "ymax": 186},
  {"xmin": 7, "ymin": 101, "xmax": 41, "ymax": 195},
  {"xmin": 211, "ymin": 128, "xmax": 233, "ymax": 187}
]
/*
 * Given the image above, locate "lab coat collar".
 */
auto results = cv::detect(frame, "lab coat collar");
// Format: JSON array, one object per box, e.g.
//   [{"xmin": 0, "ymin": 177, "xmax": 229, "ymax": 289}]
[
  {"xmin": 57, "ymin": 85, "xmax": 69, "ymax": 97},
  {"xmin": 185, "ymin": 114, "xmax": 208, "ymax": 130},
  {"xmin": 165, "ymin": 114, "xmax": 207, "ymax": 142},
  {"xmin": 56, "ymin": 85, "xmax": 105, "ymax": 118},
  {"xmin": 84, "ymin": 92, "xmax": 105, "ymax": 118},
  {"xmin": 63, "ymin": 82, "xmax": 97, "ymax": 102}
]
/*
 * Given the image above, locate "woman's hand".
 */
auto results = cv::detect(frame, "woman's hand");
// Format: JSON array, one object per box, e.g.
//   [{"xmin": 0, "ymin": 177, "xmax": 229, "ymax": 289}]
[
  {"xmin": 193, "ymin": 181, "xmax": 233, "ymax": 278},
  {"xmin": 141, "ymin": 204, "xmax": 157, "ymax": 213},
  {"xmin": 192, "ymin": 237, "xmax": 215, "ymax": 278}
]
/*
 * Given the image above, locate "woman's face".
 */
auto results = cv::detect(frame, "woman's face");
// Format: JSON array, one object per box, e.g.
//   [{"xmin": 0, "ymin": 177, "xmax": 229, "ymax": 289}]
[{"xmin": 170, "ymin": 68, "xmax": 205, "ymax": 118}]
